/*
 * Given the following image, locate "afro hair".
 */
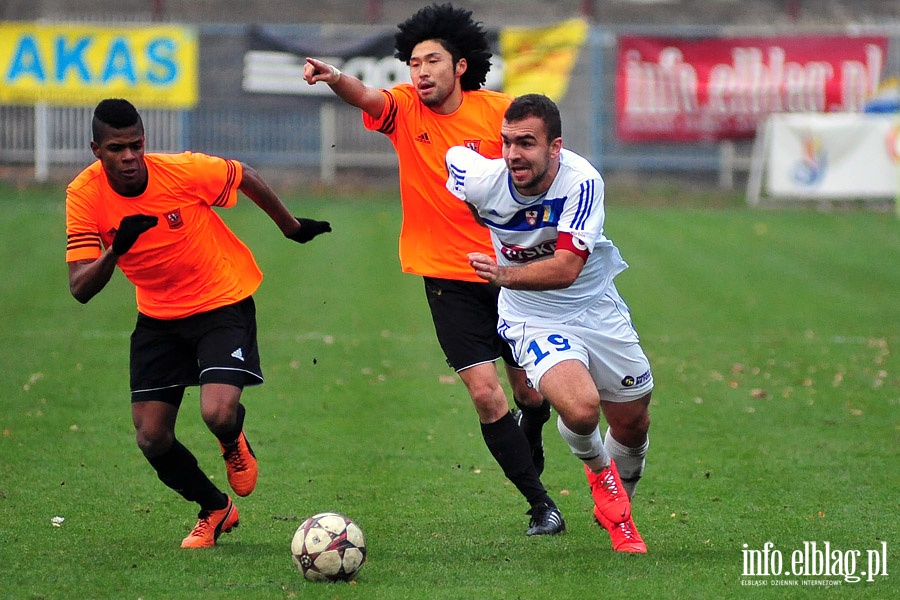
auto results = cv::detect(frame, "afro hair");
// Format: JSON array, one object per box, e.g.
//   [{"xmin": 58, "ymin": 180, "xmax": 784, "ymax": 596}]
[{"xmin": 394, "ymin": 3, "xmax": 492, "ymax": 91}]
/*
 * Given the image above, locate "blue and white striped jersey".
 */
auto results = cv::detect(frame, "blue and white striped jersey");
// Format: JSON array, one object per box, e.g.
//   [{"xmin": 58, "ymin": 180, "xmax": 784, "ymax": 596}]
[{"xmin": 445, "ymin": 146, "xmax": 628, "ymax": 322}]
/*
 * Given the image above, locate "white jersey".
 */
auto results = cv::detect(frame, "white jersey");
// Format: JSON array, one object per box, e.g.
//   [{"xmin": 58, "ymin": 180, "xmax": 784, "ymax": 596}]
[{"xmin": 445, "ymin": 146, "xmax": 627, "ymax": 322}]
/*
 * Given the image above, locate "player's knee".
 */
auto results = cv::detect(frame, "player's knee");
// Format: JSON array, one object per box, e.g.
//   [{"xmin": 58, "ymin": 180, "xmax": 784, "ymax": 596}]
[
  {"xmin": 467, "ymin": 384, "xmax": 506, "ymax": 419},
  {"xmin": 136, "ymin": 427, "xmax": 174, "ymax": 458},
  {"xmin": 628, "ymin": 410, "xmax": 651, "ymax": 437},
  {"xmin": 561, "ymin": 402, "xmax": 601, "ymax": 433},
  {"xmin": 468, "ymin": 384, "xmax": 502, "ymax": 409},
  {"xmin": 511, "ymin": 384, "xmax": 542, "ymax": 407},
  {"xmin": 607, "ymin": 404, "xmax": 651, "ymax": 439},
  {"xmin": 506, "ymin": 369, "xmax": 540, "ymax": 406},
  {"xmin": 200, "ymin": 403, "xmax": 237, "ymax": 434}
]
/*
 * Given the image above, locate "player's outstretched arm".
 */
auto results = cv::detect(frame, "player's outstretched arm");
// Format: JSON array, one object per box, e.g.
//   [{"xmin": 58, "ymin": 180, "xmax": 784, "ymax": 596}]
[
  {"xmin": 302, "ymin": 57, "xmax": 386, "ymax": 120},
  {"xmin": 238, "ymin": 163, "xmax": 331, "ymax": 244},
  {"xmin": 238, "ymin": 164, "xmax": 299, "ymax": 234}
]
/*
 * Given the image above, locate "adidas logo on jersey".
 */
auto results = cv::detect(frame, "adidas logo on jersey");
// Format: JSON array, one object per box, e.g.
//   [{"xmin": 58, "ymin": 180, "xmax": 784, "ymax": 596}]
[
  {"xmin": 415, "ymin": 132, "xmax": 431, "ymax": 144},
  {"xmin": 231, "ymin": 348, "xmax": 245, "ymax": 361}
]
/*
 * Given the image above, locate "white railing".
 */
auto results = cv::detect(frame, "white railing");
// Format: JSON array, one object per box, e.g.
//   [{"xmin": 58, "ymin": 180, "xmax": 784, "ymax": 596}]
[
  {"xmin": 0, "ymin": 104, "xmax": 187, "ymax": 181},
  {"xmin": 0, "ymin": 102, "xmax": 397, "ymax": 183}
]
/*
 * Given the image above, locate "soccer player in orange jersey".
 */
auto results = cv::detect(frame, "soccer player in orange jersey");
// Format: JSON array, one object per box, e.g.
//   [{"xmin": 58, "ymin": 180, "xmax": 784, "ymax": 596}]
[
  {"xmin": 66, "ymin": 98, "xmax": 331, "ymax": 548},
  {"xmin": 303, "ymin": 3, "xmax": 563, "ymax": 535}
]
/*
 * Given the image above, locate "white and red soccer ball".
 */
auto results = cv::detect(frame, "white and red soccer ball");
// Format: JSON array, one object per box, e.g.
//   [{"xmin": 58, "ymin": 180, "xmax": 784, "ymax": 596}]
[{"xmin": 291, "ymin": 512, "xmax": 366, "ymax": 582}]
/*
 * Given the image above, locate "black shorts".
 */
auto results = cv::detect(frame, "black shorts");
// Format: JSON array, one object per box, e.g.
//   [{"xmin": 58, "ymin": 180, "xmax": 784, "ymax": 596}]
[
  {"xmin": 129, "ymin": 296, "xmax": 264, "ymax": 404},
  {"xmin": 423, "ymin": 277, "xmax": 517, "ymax": 372}
]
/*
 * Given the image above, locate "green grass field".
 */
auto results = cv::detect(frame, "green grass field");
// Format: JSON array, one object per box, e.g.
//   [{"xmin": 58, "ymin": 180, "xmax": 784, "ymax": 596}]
[{"xmin": 1, "ymin": 181, "xmax": 898, "ymax": 599}]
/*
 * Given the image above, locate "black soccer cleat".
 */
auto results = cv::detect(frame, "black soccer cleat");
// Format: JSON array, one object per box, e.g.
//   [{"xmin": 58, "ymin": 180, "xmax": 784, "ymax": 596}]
[{"xmin": 525, "ymin": 503, "xmax": 566, "ymax": 536}]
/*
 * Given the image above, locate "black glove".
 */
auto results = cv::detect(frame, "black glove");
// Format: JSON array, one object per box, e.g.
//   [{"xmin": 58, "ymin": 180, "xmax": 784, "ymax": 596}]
[
  {"xmin": 112, "ymin": 214, "xmax": 158, "ymax": 256},
  {"xmin": 286, "ymin": 217, "xmax": 332, "ymax": 244}
]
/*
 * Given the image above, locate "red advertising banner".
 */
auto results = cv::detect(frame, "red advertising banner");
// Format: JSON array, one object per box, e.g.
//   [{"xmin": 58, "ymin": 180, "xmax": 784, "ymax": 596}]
[{"xmin": 616, "ymin": 35, "xmax": 888, "ymax": 142}]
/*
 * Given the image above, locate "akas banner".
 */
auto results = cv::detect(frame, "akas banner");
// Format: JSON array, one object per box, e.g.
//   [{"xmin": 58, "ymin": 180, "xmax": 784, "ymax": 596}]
[
  {"xmin": 0, "ymin": 23, "xmax": 198, "ymax": 108},
  {"xmin": 616, "ymin": 35, "xmax": 888, "ymax": 142}
]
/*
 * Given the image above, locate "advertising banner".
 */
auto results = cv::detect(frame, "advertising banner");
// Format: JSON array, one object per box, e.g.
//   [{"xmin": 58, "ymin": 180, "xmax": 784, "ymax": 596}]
[
  {"xmin": 243, "ymin": 20, "xmax": 587, "ymax": 102},
  {"xmin": 0, "ymin": 22, "xmax": 198, "ymax": 108},
  {"xmin": 500, "ymin": 18, "xmax": 588, "ymax": 101},
  {"xmin": 242, "ymin": 26, "xmax": 414, "ymax": 96},
  {"xmin": 765, "ymin": 113, "xmax": 900, "ymax": 198},
  {"xmin": 616, "ymin": 35, "xmax": 888, "ymax": 142}
]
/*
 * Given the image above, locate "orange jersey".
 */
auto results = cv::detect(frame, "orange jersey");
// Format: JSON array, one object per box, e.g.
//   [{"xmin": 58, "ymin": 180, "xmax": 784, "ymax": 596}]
[
  {"xmin": 66, "ymin": 152, "xmax": 262, "ymax": 319},
  {"xmin": 364, "ymin": 85, "xmax": 512, "ymax": 281}
]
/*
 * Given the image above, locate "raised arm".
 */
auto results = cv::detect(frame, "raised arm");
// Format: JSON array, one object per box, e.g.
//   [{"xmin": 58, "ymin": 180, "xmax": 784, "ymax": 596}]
[{"xmin": 303, "ymin": 57, "xmax": 386, "ymax": 120}]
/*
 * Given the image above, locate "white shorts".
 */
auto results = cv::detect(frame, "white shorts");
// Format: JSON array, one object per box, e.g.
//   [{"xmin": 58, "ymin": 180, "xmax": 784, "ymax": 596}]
[{"xmin": 498, "ymin": 285, "xmax": 653, "ymax": 402}]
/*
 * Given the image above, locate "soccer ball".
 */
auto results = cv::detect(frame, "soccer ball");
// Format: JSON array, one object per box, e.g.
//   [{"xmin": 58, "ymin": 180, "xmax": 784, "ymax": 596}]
[{"xmin": 291, "ymin": 512, "xmax": 366, "ymax": 582}]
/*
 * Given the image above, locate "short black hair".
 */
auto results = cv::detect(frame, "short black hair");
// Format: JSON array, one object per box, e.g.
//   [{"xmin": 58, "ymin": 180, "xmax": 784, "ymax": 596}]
[
  {"xmin": 505, "ymin": 94, "xmax": 562, "ymax": 141},
  {"xmin": 394, "ymin": 3, "xmax": 492, "ymax": 91},
  {"xmin": 92, "ymin": 98, "xmax": 143, "ymax": 142}
]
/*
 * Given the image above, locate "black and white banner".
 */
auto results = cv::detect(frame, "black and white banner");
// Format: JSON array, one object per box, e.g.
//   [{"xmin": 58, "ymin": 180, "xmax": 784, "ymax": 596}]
[{"xmin": 242, "ymin": 24, "xmax": 502, "ymax": 96}]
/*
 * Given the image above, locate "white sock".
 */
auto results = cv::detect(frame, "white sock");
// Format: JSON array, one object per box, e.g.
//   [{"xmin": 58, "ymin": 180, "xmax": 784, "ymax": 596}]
[
  {"xmin": 605, "ymin": 431, "xmax": 649, "ymax": 498},
  {"xmin": 557, "ymin": 415, "xmax": 609, "ymax": 472}
]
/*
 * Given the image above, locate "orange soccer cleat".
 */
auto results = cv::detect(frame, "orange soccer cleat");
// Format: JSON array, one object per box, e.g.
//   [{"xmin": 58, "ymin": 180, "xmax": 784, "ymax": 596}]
[
  {"xmin": 220, "ymin": 431, "xmax": 258, "ymax": 497},
  {"xmin": 593, "ymin": 506, "xmax": 647, "ymax": 553},
  {"xmin": 584, "ymin": 461, "xmax": 631, "ymax": 525},
  {"xmin": 181, "ymin": 496, "xmax": 240, "ymax": 549}
]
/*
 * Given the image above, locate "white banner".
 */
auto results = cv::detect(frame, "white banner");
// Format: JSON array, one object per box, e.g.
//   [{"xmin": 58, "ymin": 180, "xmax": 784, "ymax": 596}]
[{"xmin": 765, "ymin": 113, "xmax": 900, "ymax": 198}]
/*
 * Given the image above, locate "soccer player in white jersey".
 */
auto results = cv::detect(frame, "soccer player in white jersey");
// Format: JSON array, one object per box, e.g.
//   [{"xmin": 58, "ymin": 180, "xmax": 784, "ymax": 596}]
[{"xmin": 445, "ymin": 93, "xmax": 652, "ymax": 553}]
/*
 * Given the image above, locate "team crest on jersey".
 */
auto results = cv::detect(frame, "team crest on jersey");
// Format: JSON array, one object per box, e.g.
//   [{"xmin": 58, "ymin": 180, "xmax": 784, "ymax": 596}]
[
  {"xmin": 525, "ymin": 210, "xmax": 539, "ymax": 226},
  {"xmin": 165, "ymin": 208, "xmax": 184, "ymax": 229},
  {"xmin": 463, "ymin": 139, "xmax": 481, "ymax": 152}
]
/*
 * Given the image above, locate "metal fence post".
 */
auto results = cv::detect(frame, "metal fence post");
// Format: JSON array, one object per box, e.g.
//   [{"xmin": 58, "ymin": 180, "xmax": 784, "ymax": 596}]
[
  {"xmin": 718, "ymin": 140, "xmax": 735, "ymax": 189},
  {"xmin": 320, "ymin": 102, "xmax": 337, "ymax": 184},
  {"xmin": 34, "ymin": 102, "xmax": 49, "ymax": 183}
]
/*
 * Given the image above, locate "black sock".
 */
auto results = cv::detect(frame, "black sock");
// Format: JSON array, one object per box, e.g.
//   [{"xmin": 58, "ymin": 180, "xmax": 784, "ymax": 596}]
[
  {"xmin": 481, "ymin": 412, "xmax": 554, "ymax": 508},
  {"xmin": 146, "ymin": 439, "xmax": 227, "ymax": 511},
  {"xmin": 215, "ymin": 403, "xmax": 246, "ymax": 446},
  {"xmin": 514, "ymin": 398, "xmax": 551, "ymax": 449}
]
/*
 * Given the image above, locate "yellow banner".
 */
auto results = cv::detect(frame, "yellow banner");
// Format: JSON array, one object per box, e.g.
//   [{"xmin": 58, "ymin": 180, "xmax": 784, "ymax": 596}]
[
  {"xmin": 500, "ymin": 18, "xmax": 588, "ymax": 101},
  {"xmin": 0, "ymin": 22, "xmax": 198, "ymax": 108}
]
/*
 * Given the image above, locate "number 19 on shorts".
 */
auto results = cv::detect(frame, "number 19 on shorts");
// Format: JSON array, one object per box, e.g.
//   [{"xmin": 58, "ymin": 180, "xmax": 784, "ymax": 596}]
[{"xmin": 526, "ymin": 334, "xmax": 571, "ymax": 365}]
